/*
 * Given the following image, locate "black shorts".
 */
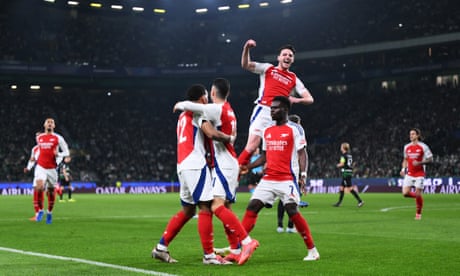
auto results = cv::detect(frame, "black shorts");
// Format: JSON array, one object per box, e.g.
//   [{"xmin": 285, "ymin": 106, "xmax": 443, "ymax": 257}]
[
  {"xmin": 60, "ymin": 180, "xmax": 71, "ymax": 187},
  {"xmin": 341, "ymin": 175, "xmax": 353, "ymax": 187}
]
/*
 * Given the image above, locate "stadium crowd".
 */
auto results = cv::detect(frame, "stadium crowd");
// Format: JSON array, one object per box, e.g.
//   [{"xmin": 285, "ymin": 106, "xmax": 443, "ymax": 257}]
[
  {"xmin": 1, "ymin": 78, "xmax": 459, "ymax": 185},
  {"xmin": 1, "ymin": 0, "xmax": 459, "ymax": 185},
  {"xmin": 0, "ymin": 0, "xmax": 459, "ymax": 68}
]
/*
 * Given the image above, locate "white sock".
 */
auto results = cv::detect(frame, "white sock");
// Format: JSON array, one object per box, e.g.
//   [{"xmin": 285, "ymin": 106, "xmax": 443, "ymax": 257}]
[
  {"xmin": 156, "ymin": 244, "xmax": 167, "ymax": 251},
  {"xmin": 241, "ymin": 236, "xmax": 252, "ymax": 245}
]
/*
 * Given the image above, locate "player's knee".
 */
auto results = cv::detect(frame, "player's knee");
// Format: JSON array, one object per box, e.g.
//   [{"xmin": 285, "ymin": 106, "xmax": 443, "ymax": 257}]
[
  {"xmin": 211, "ymin": 197, "xmax": 226, "ymax": 212},
  {"xmin": 183, "ymin": 205, "xmax": 197, "ymax": 218},
  {"xmin": 246, "ymin": 199, "xmax": 264, "ymax": 213},
  {"xmin": 284, "ymin": 203, "xmax": 298, "ymax": 217},
  {"xmin": 35, "ymin": 180, "xmax": 44, "ymax": 190}
]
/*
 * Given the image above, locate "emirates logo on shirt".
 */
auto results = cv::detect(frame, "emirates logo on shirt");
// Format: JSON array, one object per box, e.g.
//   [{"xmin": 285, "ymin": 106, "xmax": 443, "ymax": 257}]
[
  {"xmin": 266, "ymin": 140, "xmax": 287, "ymax": 151},
  {"xmin": 270, "ymin": 70, "xmax": 292, "ymax": 85}
]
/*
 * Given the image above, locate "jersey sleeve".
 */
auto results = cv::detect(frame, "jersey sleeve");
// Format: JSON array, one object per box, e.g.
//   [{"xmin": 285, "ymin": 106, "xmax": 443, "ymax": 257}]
[
  {"xmin": 253, "ymin": 62, "xmax": 271, "ymax": 74},
  {"xmin": 177, "ymin": 101, "xmax": 206, "ymax": 115},
  {"xmin": 201, "ymin": 104, "xmax": 221, "ymax": 123},
  {"xmin": 290, "ymin": 123, "xmax": 307, "ymax": 150},
  {"xmin": 193, "ymin": 112, "xmax": 206, "ymax": 128},
  {"xmin": 422, "ymin": 143, "xmax": 433, "ymax": 159},
  {"xmin": 293, "ymin": 77, "xmax": 309, "ymax": 97},
  {"xmin": 57, "ymin": 134, "xmax": 70, "ymax": 158}
]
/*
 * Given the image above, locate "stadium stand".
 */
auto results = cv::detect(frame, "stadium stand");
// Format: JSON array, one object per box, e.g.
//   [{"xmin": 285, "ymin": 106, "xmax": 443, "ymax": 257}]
[{"xmin": 0, "ymin": 0, "xmax": 459, "ymax": 184}]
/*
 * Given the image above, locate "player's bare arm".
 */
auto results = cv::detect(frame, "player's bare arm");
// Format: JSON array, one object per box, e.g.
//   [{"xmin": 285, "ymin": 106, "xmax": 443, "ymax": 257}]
[
  {"xmin": 241, "ymin": 39, "xmax": 257, "ymax": 71},
  {"xmin": 246, "ymin": 151, "xmax": 266, "ymax": 171},
  {"xmin": 201, "ymin": 121, "xmax": 234, "ymax": 144},
  {"xmin": 400, "ymin": 159, "xmax": 408, "ymax": 176},
  {"xmin": 298, "ymin": 148, "xmax": 308, "ymax": 192},
  {"xmin": 289, "ymin": 88, "xmax": 314, "ymax": 105}
]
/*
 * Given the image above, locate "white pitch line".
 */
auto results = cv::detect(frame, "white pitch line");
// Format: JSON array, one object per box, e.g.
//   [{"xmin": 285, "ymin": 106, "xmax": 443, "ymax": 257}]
[
  {"xmin": 0, "ymin": 215, "xmax": 172, "ymax": 222},
  {"xmin": 0, "ymin": 246, "xmax": 178, "ymax": 276},
  {"xmin": 380, "ymin": 206, "xmax": 413, "ymax": 212}
]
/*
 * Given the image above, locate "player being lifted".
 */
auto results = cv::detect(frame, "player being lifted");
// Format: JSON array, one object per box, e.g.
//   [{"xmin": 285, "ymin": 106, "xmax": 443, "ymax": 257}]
[{"xmin": 237, "ymin": 39, "xmax": 314, "ymax": 166}]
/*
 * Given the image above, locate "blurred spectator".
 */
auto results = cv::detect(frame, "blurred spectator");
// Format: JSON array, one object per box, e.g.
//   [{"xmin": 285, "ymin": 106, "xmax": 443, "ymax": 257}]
[{"xmin": 1, "ymin": 79, "xmax": 459, "ymax": 184}]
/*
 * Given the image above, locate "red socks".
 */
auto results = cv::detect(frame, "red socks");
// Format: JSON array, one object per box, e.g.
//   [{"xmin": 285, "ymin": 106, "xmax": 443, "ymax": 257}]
[
  {"xmin": 214, "ymin": 205, "xmax": 249, "ymax": 241},
  {"xmin": 290, "ymin": 212, "xmax": 315, "ymax": 249},
  {"xmin": 241, "ymin": 209, "xmax": 258, "ymax": 233},
  {"xmin": 47, "ymin": 190, "xmax": 56, "ymax": 212},
  {"xmin": 161, "ymin": 211, "xmax": 191, "ymax": 246},
  {"xmin": 405, "ymin": 192, "xmax": 423, "ymax": 215},
  {"xmin": 223, "ymin": 222, "xmax": 240, "ymax": 250},
  {"xmin": 33, "ymin": 190, "xmax": 44, "ymax": 212},
  {"xmin": 416, "ymin": 195, "xmax": 424, "ymax": 215},
  {"xmin": 198, "ymin": 210, "xmax": 214, "ymax": 254}
]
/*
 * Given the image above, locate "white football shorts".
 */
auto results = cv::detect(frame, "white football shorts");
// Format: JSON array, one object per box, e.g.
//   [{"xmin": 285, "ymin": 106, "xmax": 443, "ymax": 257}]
[
  {"xmin": 211, "ymin": 165, "xmax": 239, "ymax": 203},
  {"xmin": 178, "ymin": 166, "xmax": 213, "ymax": 204},
  {"xmin": 250, "ymin": 179, "xmax": 301, "ymax": 207},
  {"xmin": 33, "ymin": 165, "xmax": 58, "ymax": 189},
  {"xmin": 403, "ymin": 175, "xmax": 425, "ymax": 189},
  {"xmin": 248, "ymin": 104, "xmax": 274, "ymax": 138}
]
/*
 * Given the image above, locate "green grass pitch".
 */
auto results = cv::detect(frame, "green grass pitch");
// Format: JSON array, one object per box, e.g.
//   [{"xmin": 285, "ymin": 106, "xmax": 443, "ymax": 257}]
[{"xmin": 0, "ymin": 192, "xmax": 459, "ymax": 275}]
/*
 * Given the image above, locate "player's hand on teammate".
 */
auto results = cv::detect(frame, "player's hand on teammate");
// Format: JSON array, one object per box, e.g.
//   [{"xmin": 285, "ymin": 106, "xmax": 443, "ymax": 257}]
[{"xmin": 239, "ymin": 165, "xmax": 249, "ymax": 175}]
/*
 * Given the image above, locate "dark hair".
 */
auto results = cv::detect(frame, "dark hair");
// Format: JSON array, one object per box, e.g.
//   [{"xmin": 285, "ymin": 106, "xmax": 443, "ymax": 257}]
[
  {"xmin": 411, "ymin": 128, "xmax": 424, "ymax": 140},
  {"xmin": 279, "ymin": 44, "xmax": 296, "ymax": 55},
  {"xmin": 273, "ymin": 96, "xmax": 291, "ymax": 110},
  {"xmin": 288, "ymin": 114, "xmax": 301, "ymax": 124},
  {"xmin": 212, "ymin": 78, "xmax": 230, "ymax": 99},
  {"xmin": 186, "ymin": 84, "xmax": 207, "ymax": 101}
]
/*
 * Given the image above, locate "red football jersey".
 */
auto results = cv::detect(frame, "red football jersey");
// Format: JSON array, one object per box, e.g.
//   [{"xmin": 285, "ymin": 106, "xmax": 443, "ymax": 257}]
[
  {"xmin": 176, "ymin": 111, "xmax": 207, "ymax": 171},
  {"xmin": 403, "ymin": 142, "xmax": 433, "ymax": 177},
  {"xmin": 253, "ymin": 63, "xmax": 308, "ymax": 106},
  {"xmin": 36, "ymin": 133, "xmax": 68, "ymax": 169},
  {"xmin": 261, "ymin": 123, "xmax": 306, "ymax": 181}
]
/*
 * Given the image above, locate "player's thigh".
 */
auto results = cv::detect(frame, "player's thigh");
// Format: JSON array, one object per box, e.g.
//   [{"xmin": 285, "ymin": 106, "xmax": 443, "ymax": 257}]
[
  {"xmin": 45, "ymin": 169, "xmax": 58, "ymax": 190},
  {"xmin": 276, "ymin": 181, "xmax": 301, "ymax": 205},
  {"xmin": 249, "ymin": 106, "xmax": 272, "ymax": 137},
  {"xmin": 33, "ymin": 166, "xmax": 47, "ymax": 187},
  {"xmin": 251, "ymin": 180, "xmax": 278, "ymax": 207}
]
